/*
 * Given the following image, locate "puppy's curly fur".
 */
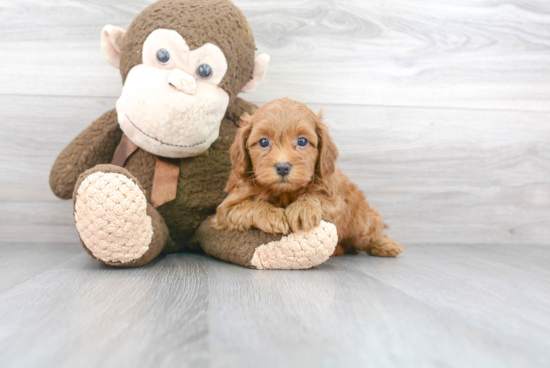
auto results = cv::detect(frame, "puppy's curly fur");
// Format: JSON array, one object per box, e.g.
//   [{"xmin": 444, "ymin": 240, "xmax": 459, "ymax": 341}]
[{"xmin": 212, "ymin": 98, "xmax": 403, "ymax": 257}]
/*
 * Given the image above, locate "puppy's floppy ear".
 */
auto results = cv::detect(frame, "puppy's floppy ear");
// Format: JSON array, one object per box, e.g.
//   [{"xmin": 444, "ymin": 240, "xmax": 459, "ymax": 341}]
[
  {"xmin": 315, "ymin": 109, "xmax": 339, "ymax": 179},
  {"xmin": 230, "ymin": 113, "xmax": 254, "ymax": 180}
]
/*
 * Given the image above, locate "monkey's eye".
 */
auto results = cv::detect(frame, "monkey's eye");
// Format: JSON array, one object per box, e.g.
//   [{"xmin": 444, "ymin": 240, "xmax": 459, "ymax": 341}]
[
  {"xmin": 297, "ymin": 138, "xmax": 309, "ymax": 147},
  {"xmin": 197, "ymin": 64, "xmax": 213, "ymax": 79},
  {"xmin": 156, "ymin": 49, "xmax": 170, "ymax": 65},
  {"xmin": 258, "ymin": 138, "xmax": 270, "ymax": 148}
]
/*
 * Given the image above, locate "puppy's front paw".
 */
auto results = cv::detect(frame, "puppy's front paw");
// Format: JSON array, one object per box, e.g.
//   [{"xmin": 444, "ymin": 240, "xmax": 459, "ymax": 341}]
[
  {"xmin": 254, "ymin": 207, "xmax": 290, "ymax": 234},
  {"xmin": 285, "ymin": 201, "xmax": 323, "ymax": 233},
  {"xmin": 210, "ymin": 213, "xmax": 245, "ymax": 232},
  {"xmin": 210, "ymin": 215, "xmax": 223, "ymax": 229}
]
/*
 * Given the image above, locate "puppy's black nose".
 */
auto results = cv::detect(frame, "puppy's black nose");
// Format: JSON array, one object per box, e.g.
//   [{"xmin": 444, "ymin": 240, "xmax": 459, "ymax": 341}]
[{"xmin": 275, "ymin": 162, "xmax": 292, "ymax": 177}]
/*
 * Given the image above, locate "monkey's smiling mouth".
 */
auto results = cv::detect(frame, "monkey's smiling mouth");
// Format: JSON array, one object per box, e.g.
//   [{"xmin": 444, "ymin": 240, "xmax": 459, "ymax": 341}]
[{"xmin": 126, "ymin": 115, "xmax": 207, "ymax": 148}]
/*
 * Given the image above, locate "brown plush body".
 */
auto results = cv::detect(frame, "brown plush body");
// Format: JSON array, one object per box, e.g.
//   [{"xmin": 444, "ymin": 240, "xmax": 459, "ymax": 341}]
[
  {"xmin": 213, "ymin": 98, "xmax": 403, "ymax": 257},
  {"xmin": 50, "ymin": 0, "xmax": 340, "ymax": 270},
  {"xmin": 51, "ymin": 99, "xmax": 252, "ymax": 252}
]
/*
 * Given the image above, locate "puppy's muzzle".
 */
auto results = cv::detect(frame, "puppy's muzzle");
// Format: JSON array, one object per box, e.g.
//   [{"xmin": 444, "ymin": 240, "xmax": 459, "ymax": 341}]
[{"xmin": 275, "ymin": 162, "xmax": 292, "ymax": 177}]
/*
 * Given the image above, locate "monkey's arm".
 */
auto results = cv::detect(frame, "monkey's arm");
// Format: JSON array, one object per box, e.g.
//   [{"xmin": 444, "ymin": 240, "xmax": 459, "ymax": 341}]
[
  {"xmin": 50, "ymin": 109, "xmax": 123, "ymax": 199},
  {"xmin": 194, "ymin": 217, "xmax": 337, "ymax": 270}
]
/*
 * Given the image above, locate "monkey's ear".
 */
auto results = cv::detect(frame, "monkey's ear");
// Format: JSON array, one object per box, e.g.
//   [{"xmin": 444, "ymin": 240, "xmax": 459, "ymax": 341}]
[
  {"xmin": 240, "ymin": 54, "xmax": 270, "ymax": 93},
  {"xmin": 101, "ymin": 25, "xmax": 127, "ymax": 69}
]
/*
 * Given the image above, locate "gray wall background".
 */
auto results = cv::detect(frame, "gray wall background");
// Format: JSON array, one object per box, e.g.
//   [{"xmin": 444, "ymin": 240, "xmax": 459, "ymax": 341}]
[{"xmin": 1, "ymin": 0, "xmax": 549, "ymax": 245}]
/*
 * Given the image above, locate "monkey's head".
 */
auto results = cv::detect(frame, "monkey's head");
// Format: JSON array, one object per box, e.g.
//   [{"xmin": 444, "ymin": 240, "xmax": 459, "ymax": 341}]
[{"xmin": 100, "ymin": 0, "xmax": 269, "ymax": 158}]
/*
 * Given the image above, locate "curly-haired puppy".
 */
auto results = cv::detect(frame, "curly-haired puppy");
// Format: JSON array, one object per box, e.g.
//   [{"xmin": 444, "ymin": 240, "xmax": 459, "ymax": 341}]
[{"xmin": 212, "ymin": 98, "xmax": 403, "ymax": 257}]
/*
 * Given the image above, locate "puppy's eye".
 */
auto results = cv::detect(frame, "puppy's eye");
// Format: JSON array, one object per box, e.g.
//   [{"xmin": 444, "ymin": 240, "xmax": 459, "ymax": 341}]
[
  {"xmin": 297, "ymin": 137, "xmax": 309, "ymax": 147},
  {"xmin": 259, "ymin": 138, "xmax": 270, "ymax": 148},
  {"xmin": 156, "ymin": 49, "xmax": 170, "ymax": 65}
]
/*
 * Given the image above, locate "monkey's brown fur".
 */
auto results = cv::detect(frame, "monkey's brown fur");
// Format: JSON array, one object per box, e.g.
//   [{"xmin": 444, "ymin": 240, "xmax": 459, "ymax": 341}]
[
  {"xmin": 50, "ymin": 0, "xmax": 276, "ymax": 267},
  {"xmin": 213, "ymin": 98, "xmax": 403, "ymax": 257}
]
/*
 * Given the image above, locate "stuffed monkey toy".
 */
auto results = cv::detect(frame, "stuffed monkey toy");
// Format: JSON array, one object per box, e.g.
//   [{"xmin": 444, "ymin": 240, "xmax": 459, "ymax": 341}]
[{"xmin": 50, "ymin": 0, "xmax": 337, "ymax": 269}]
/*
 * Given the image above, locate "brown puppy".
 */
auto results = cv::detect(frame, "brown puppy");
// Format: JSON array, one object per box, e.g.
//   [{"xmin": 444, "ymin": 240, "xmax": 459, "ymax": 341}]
[{"xmin": 212, "ymin": 98, "xmax": 403, "ymax": 257}]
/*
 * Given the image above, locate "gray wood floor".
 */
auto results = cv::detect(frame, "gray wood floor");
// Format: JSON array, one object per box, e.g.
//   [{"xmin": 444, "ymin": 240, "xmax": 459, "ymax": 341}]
[
  {"xmin": 1, "ymin": 243, "xmax": 549, "ymax": 368},
  {"xmin": 1, "ymin": 0, "xmax": 550, "ymax": 367}
]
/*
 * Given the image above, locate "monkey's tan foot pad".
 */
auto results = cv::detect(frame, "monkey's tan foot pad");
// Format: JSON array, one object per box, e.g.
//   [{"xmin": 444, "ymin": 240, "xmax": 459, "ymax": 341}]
[
  {"xmin": 74, "ymin": 171, "xmax": 153, "ymax": 264},
  {"xmin": 250, "ymin": 220, "xmax": 338, "ymax": 270}
]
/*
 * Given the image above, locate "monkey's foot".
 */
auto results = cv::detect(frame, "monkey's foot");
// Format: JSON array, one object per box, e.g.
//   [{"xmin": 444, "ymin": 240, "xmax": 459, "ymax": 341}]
[
  {"xmin": 73, "ymin": 165, "xmax": 166, "ymax": 266},
  {"xmin": 250, "ymin": 221, "xmax": 338, "ymax": 270},
  {"xmin": 367, "ymin": 235, "xmax": 403, "ymax": 257}
]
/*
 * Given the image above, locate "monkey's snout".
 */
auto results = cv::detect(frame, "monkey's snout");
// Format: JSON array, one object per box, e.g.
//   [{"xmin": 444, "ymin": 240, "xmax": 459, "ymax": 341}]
[{"xmin": 168, "ymin": 68, "xmax": 197, "ymax": 95}]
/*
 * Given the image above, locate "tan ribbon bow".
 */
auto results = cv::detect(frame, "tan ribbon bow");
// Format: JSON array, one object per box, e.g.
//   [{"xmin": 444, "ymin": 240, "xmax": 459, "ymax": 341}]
[{"xmin": 111, "ymin": 135, "xmax": 180, "ymax": 208}]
